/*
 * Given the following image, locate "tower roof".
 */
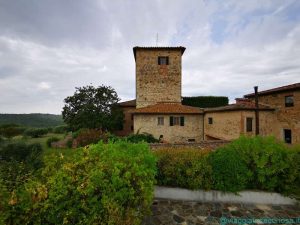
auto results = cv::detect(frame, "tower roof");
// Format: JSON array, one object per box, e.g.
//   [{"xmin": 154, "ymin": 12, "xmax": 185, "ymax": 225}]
[{"xmin": 133, "ymin": 46, "xmax": 186, "ymax": 60}]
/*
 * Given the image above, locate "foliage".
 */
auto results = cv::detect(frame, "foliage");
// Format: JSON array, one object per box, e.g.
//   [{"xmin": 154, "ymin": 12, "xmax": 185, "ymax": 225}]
[
  {"xmin": 126, "ymin": 133, "xmax": 159, "ymax": 143},
  {"xmin": 227, "ymin": 136, "xmax": 296, "ymax": 192},
  {"xmin": 62, "ymin": 85, "xmax": 124, "ymax": 131},
  {"xmin": 1, "ymin": 141, "xmax": 156, "ymax": 224},
  {"xmin": 0, "ymin": 142, "xmax": 43, "ymax": 169},
  {"xmin": 209, "ymin": 148, "xmax": 250, "ymax": 192},
  {"xmin": 46, "ymin": 137, "xmax": 60, "ymax": 147},
  {"xmin": 182, "ymin": 96, "xmax": 229, "ymax": 108},
  {"xmin": 0, "ymin": 124, "xmax": 26, "ymax": 138},
  {"xmin": 155, "ymin": 149, "xmax": 212, "ymax": 190},
  {"xmin": 53, "ymin": 125, "xmax": 68, "ymax": 134},
  {"xmin": 24, "ymin": 128, "xmax": 48, "ymax": 138},
  {"xmin": 0, "ymin": 142, "xmax": 43, "ymax": 192},
  {"xmin": 0, "ymin": 113, "xmax": 64, "ymax": 128},
  {"xmin": 73, "ymin": 128, "xmax": 109, "ymax": 147}
]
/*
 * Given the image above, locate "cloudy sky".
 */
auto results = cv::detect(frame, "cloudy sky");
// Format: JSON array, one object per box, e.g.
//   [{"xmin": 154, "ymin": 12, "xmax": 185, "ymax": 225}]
[{"xmin": 0, "ymin": 0, "xmax": 299, "ymax": 114}]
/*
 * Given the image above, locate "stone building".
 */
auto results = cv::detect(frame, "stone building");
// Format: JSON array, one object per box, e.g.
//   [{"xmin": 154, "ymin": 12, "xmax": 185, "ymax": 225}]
[
  {"xmin": 244, "ymin": 83, "xmax": 300, "ymax": 144},
  {"xmin": 117, "ymin": 46, "xmax": 300, "ymax": 144}
]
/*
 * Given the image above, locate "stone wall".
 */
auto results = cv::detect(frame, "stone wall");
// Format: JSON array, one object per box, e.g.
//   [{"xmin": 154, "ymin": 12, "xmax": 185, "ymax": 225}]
[
  {"xmin": 204, "ymin": 110, "xmax": 279, "ymax": 141},
  {"xmin": 114, "ymin": 106, "xmax": 135, "ymax": 136},
  {"xmin": 150, "ymin": 140, "xmax": 230, "ymax": 150},
  {"xmin": 204, "ymin": 111, "xmax": 242, "ymax": 140},
  {"xmin": 247, "ymin": 90, "xmax": 300, "ymax": 144},
  {"xmin": 134, "ymin": 114, "xmax": 203, "ymax": 143},
  {"xmin": 135, "ymin": 49, "xmax": 182, "ymax": 108}
]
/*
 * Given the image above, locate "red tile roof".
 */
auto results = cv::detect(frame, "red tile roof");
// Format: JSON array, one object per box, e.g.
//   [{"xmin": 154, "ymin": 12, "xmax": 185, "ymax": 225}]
[
  {"xmin": 118, "ymin": 99, "xmax": 136, "ymax": 107},
  {"xmin": 244, "ymin": 83, "xmax": 300, "ymax": 98},
  {"xmin": 133, "ymin": 102, "xmax": 203, "ymax": 114},
  {"xmin": 204, "ymin": 102, "xmax": 274, "ymax": 113},
  {"xmin": 133, "ymin": 46, "xmax": 186, "ymax": 60}
]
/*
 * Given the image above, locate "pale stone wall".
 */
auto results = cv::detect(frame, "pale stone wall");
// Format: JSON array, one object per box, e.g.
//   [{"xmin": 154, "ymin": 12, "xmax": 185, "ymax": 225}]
[
  {"xmin": 248, "ymin": 90, "xmax": 300, "ymax": 144},
  {"xmin": 134, "ymin": 114, "xmax": 203, "ymax": 143},
  {"xmin": 204, "ymin": 110, "xmax": 279, "ymax": 141},
  {"xmin": 204, "ymin": 111, "xmax": 242, "ymax": 140},
  {"xmin": 135, "ymin": 49, "xmax": 182, "ymax": 108}
]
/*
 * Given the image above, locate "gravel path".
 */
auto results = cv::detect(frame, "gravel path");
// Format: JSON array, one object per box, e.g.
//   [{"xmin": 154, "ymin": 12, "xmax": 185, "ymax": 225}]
[{"xmin": 143, "ymin": 199, "xmax": 300, "ymax": 225}]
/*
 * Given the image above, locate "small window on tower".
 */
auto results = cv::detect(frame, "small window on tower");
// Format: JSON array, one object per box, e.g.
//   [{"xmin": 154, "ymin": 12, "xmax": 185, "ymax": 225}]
[
  {"xmin": 158, "ymin": 56, "xmax": 169, "ymax": 65},
  {"xmin": 285, "ymin": 95, "xmax": 294, "ymax": 107}
]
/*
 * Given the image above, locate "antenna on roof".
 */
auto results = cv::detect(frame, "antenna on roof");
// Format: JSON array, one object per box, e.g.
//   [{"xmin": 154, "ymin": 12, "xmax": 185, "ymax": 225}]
[{"xmin": 156, "ymin": 33, "xmax": 158, "ymax": 46}]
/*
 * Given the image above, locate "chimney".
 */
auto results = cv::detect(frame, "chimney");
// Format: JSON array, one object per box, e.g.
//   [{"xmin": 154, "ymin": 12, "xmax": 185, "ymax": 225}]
[{"xmin": 254, "ymin": 86, "xmax": 259, "ymax": 135}]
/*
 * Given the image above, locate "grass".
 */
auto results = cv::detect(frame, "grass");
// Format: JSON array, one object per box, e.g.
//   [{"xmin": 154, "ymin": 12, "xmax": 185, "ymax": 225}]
[{"xmin": 9, "ymin": 133, "xmax": 77, "ymax": 159}]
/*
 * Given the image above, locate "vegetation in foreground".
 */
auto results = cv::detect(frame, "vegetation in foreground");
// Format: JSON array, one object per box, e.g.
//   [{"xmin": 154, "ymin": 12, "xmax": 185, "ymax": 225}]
[
  {"xmin": 155, "ymin": 136, "xmax": 300, "ymax": 197},
  {"xmin": 0, "ymin": 141, "xmax": 156, "ymax": 224}
]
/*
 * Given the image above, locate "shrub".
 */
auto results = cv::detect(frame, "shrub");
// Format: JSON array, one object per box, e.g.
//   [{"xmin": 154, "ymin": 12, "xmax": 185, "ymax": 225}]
[
  {"xmin": 224, "ymin": 136, "xmax": 291, "ymax": 192},
  {"xmin": 46, "ymin": 137, "xmax": 60, "ymax": 147},
  {"xmin": 0, "ymin": 142, "xmax": 43, "ymax": 170},
  {"xmin": 24, "ymin": 128, "xmax": 48, "ymax": 138},
  {"xmin": 1, "ymin": 141, "xmax": 156, "ymax": 224},
  {"xmin": 126, "ymin": 133, "xmax": 159, "ymax": 143},
  {"xmin": 155, "ymin": 149, "xmax": 212, "ymax": 190},
  {"xmin": 53, "ymin": 125, "xmax": 68, "ymax": 134},
  {"xmin": 209, "ymin": 147, "xmax": 250, "ymax": 192},
  {"xmin": 0, "ymin": 124, "xmax": 26, "ymax": 138},
  {"xmin": 73, "ymin": 128, "xmax": 108, "ymax": 147}
]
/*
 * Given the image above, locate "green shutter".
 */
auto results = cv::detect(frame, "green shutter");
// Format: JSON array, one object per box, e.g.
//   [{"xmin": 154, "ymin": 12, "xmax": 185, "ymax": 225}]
[
  {"xmin": 180, "ymin": 116, "xmax": 184, "ymax": 126},
  {"xmin": 170, "ymin": 116, "xmax": 173, "ymax": 126}
]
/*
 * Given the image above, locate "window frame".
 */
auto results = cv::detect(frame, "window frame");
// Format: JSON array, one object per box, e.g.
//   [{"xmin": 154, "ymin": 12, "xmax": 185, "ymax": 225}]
[
  {"xmin": 170, "ymin": 116, "xmax": 184, "ymax": 126},
  {"xmin": 284, "ymin": 129, "xmax": 292, "ymax": 144},
  {"xmin": 246, "ymin": 117, "xmax": 253, "ymax": 132},
  {"xmin": 158, "ymin": 56, "xmax": 169, "ymax": 65},
  {"xmin": 208, "ymin": 117, "xmax": 213, "ymax": 125},
  {"xmin": 157, "ymin": 116, "xmax": 164, "ymax": 126},
  {"xmin": 285, "ymin": 95, "xmax": 294, "ymax": 107}
]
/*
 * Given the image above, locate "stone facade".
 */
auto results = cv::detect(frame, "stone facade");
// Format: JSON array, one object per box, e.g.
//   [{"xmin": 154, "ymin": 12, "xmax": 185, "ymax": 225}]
[
  {"xmin": 245, "ymin": 89, "xmax": 300, "ymax": 144},
  {"xmin": 204, "ymin": 110, "xmax": 279, "ymax": 141},
  {"xmin": 134, "ymin": 47, "xmax": 184, "ymax": 108},
  {"xmin": 134, "ymin": 114, "xmax": 203, "ymax": 143},
  {"xmin": 116, "ymin": 46, "xmax": 300, "ymax": 144},
  {"xmin": 114, "ymin": 105, "xmax": 135, "ymax": 136}
]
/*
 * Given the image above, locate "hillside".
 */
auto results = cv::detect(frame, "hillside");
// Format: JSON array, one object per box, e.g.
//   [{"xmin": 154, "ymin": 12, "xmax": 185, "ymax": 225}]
[{"xmin": 0, "ymin": 113, "xmax": 64, "ymax": 128}]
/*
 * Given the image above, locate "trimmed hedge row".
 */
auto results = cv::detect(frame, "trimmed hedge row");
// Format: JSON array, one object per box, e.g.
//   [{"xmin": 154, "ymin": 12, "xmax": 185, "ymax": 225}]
[
  {"xmin": 182, "ymin": 96, "xmax": 229, "ymax": 108},
  {"xmin": 155, "ymin": 136, "xmax": 300, "ymax": 196},
  {"xmin": 0, "ymin": 141, "xmax": 156, "ymax": 225}
]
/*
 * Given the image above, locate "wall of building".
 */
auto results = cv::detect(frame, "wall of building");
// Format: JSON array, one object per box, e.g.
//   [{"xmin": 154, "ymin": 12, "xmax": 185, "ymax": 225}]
[
  {"xmin": 204, "ymin": 111, "xmax": 242, "ymax": 140},
  {"xmin": 204, "ymin": 110, "xmax": 279, "ymax": 141},
  {"xmin": 134, "ymin": 114, "xmax": 203, "ymax": 143},
  {"xmin": 135, "ymin": 49, "xmax": 182, "ymax": 108},
  {"xmin": 114, "ymin": 106, "xmax": 134, "ymax": 136},
  {"xmin": 248, "ymin": 90, "xmax": 300, "ymax": 144}
]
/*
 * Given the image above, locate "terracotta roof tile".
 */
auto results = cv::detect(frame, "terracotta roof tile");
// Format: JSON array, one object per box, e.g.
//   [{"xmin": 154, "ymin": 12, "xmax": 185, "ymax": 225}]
[
  {"xmin": 133, "ymin": 102, "xmax": 203, "ymax": 114},
  {"xmin": 204, "ymin": 102, "xmax": 274, "ymax": 113},
  {"xmin": 118, "ymin": 99, "xmax": 136, "ymax": 107},
  {"xmin": 244, "ymin": 83, "xmax": 300, "ymax": 98}
]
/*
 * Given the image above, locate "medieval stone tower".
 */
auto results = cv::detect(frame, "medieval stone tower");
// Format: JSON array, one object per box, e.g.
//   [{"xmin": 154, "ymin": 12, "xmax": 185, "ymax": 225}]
[{"xmin": 133, "ymin": 47, "xmax": 186, "ymax": 108}]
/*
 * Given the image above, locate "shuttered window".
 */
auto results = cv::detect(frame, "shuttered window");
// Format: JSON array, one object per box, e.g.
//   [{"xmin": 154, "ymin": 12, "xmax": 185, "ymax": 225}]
[{"xmin": 169, "ymin": 116, "xmax": 184, "ymax": 126}]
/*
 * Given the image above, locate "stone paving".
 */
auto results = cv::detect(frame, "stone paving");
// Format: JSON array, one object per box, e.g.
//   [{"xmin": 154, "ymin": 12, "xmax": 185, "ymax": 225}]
[{"xmin": 143, "ymin": 199, "xmax": 300, "ymax": 225}]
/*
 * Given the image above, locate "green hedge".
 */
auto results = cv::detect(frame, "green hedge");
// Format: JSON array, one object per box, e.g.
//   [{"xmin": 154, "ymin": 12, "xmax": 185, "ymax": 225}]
[
  {"xmin": 155, "ymin": 149, "xmax": 212, "ymax": 190},
  {"xmin": 0, "ymin": 141, "xmax": 156, "ymax": 224},
  {"xmin": 155, "ymin": 136, "xmax": 300, "ymax": 196},
  {"xmin": 182, "ymin": 96, "xmax": 229, "ymax": 108}
]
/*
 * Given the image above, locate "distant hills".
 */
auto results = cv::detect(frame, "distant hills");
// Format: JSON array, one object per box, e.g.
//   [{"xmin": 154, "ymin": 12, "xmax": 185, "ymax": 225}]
[{"xmin": 0, "ymin": 113, "xmax": 65, "ymax": 128}]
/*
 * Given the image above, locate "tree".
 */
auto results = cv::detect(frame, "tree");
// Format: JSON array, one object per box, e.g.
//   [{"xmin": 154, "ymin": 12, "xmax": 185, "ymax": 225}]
[{"xmin": 62, "ymin": 85, "xmax": 123, "ymax": 131}]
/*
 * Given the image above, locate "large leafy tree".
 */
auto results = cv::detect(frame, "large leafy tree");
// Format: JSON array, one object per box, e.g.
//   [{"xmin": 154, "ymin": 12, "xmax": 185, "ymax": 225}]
[{"xmin": 62, "ymin": 85, "xmax": 123, "ymax": 131}]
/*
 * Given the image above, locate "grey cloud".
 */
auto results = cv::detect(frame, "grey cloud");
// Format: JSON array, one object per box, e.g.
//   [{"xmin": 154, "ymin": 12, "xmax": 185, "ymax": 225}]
[{"xmin": 0, "ymin": 0, "xmax": 299, "ymax": 113}]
